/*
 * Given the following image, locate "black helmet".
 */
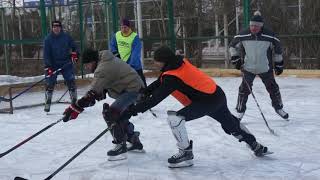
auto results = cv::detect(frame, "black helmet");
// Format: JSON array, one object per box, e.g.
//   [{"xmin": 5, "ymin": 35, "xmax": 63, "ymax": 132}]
[{"xmin": 82, "ymin": 48, "xmax": 99, "ymax": 64}]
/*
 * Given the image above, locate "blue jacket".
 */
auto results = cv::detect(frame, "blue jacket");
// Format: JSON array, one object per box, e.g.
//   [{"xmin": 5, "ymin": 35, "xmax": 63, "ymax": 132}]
[
  {"xmin": 110, "ymin": 32, "xmax": 142, "ymax": 71},
  {"xmin": 43, "ymin": 31, "xmax": 78, "ymax": 69}
]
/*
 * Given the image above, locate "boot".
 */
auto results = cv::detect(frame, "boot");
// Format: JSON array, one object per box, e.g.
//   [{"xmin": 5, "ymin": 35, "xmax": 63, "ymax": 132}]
[
  {"xmin": 168, "ymin": 140, "xmax": 194, "ymax": 168},
  {"xmin": 107, "ymin": 141, "xmax": 127, "ymax": 161},
  {"xmin": 127, "ymin": 131, "xmax": 144, "ymax": 152}
]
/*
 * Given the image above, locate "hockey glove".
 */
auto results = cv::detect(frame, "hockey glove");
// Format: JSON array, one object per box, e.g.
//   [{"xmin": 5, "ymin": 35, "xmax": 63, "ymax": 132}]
[
  {"xmin": 71, "ymin": 52, "xmax": 78, "ymax": 64},
  {"xmin": 274, "ymin": 61, "xmax": 284, "ymax": 75},
  {"xmin": 63, "ymin": 104, "xmax": 84, "ymax": 122},
  {"xmin": 45, "ymin": 67, "xmax": 54, "ymax": 76},
  {"xmin": 231, "ymin": 56, "xmax": 242, "ymax": 70}
]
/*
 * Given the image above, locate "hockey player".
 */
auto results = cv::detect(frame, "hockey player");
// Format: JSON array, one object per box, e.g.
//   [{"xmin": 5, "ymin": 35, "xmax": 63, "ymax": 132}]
[
  {"xmin": 43, "ymin": 20, "xmax": 79, "ymax": 112},
  {"xmin": 62, "ymin": 49, "xmax": 144, "ymax": 160},
  {"xmin": 229, "ymin": 11, "xmax": 288, "ymax": 121},
  {"xmin": 123, "ymin": 46, "xmax": 271, "ymax": 168}
]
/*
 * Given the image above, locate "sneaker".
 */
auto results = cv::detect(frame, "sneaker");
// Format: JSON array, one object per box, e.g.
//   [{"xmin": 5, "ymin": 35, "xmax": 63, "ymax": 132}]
[
  {"xmin": 168, "ymin": 140, "xmax": 194, "ymax": 168},
  {"xmin": 250, "ymin": 141, "xmax": 269, "ymax": 157},
  {"xmin": 107, "ymin": 141, "xmax": 127, "ymax": 161},
  {"xmin": 275, "ymin": 109, "xmax": 289, "ymax": 119},
  {"xmin": 235, "ymin": 111, "xmax": 245, "ymax": 121},
  {"xmin": 127, "ymin": 132, "xmax": 144, "ymax": 152}
]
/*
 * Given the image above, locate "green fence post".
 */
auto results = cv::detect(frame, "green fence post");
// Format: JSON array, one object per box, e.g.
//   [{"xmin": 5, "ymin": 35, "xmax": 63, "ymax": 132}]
[
  {"xmin": 39, "ymin": 0, "xmax": 47, "ymax": 38},
  {"xmin": 167, "ymin": 0, "xmax": 175, "ymax": 50},
  {"xmin": 78, "ymin": 0, "xmax": 84, "ymax": 78},
  {"xmin": 243, "ymin": 0, "xmax": 250, "ymax": 29},
  {"xmin": 111, "ymin": 0, "xmax": 119, "ymax": 33}
]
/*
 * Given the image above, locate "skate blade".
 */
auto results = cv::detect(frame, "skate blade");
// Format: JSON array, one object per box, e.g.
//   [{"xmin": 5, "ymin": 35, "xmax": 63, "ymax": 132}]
[
  {"xmin": 107, "ymin": 153, "xmax": 128, "ymax": 161},
  {"xmin": 255, "ymin": 151, "xmax": 274, "ymax": 157},
  {"xmin": 168, "ymin": 160, "xmax": 194, "ymax": 168},
  {"xmin": 128, "ymin": 149, "xmax": 146, "ymax": 153}
]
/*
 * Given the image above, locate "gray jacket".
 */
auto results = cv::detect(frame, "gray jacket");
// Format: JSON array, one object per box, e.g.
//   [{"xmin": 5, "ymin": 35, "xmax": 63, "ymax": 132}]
[
  {"xmin": 229, "ymin": 27, "xmax": 283, "ymax": 74},
  {"xmin": 90, "ymin": 50, "xmax": 144, "ymax": 99}
]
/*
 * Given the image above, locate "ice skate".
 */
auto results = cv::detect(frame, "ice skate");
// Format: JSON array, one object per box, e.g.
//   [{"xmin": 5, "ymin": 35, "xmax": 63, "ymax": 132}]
[
  {"xmin": 127, "ymin": 131, "xmax": 145, "ymax": 153},
  {"xmin": 107, "ymin": 141, "xmax": 127, "ymax": 161},
  {"xmin": 168, "ymin": 140, "xmax": 194, "ymax": 168},
  {"xmin": 250, "ymin": 141, "xmax": 273, "ymax": 157},
  {"xmin": 275, "ymin": 108, "xmax": 289, "ymax": 120}
]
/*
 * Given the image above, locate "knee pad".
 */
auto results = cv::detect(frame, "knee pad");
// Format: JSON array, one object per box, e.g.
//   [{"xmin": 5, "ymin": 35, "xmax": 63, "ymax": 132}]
[
  {"xmin": 66, "ymin": 80, "xmax": 77, "ymax": 91},
  {"xmin": 167, "ymin": 111, "xmax": 189, "ymax": 149}
]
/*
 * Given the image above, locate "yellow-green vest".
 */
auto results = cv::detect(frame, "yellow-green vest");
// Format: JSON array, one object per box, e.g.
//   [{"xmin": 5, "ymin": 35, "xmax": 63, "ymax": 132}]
[{"xmin": 115, "ymin": 31, "xmax": 137, "ymax": 62}]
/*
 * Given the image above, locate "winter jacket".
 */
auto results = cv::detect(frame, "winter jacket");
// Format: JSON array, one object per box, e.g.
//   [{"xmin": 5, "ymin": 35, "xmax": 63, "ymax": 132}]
[
  {"xmin": 133, "ymin": 58, "xmax": 219, "ymax": 113},
  {"xmin": 229, "ymin": 27, "xmax": 283, "ymax": 74},
  {"xmin": 90, "ymin": 50, "xmax": 144, "ymax": 99},
  {"xmin": 43, "ymin": 31, "xmax": 78, "ymax": 68},
  {"xmin": 110, "ymin": 31, "xmax": 142, "ymax": 71}
]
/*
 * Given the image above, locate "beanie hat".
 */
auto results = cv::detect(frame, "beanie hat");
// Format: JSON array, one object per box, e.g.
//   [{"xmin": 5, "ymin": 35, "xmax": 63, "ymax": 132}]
[
  {"xmin": 250, "ymin": 11, "xmax": 264, "ymax": 27},
  {"xmin": 52, "ymin": 20, "xmax": 62, "ymax": 27},
  {"xmin": 121, "ymin": 18, "xmax": 131, "ymax": 27},
  {"xmin": 82, "ymin": 48, "xmax": 99, "ymax": 64},
  {"xmin": 154, "ymin": 46, "xmax": 176, "ymax": 63}
]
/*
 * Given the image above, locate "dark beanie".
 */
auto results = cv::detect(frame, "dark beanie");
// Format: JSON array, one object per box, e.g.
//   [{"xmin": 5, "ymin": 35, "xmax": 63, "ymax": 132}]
[
  {"xmin": 250, "ymin": 11, "xmax": 264, "ymax": 27},
  {"xmin": 154, "ymin": 46, "xmax": 176, "ymax": 63},
  {"xmin": 121, "ymin": 18, "xmax": 131, "ymax": 27},
  {"xmin": 82, "ymin": 48, "xmax": 99, "ymax": 64},
  {"xmin": 52, "ymin": 20, "xmax": 62, "ymax": 27}
]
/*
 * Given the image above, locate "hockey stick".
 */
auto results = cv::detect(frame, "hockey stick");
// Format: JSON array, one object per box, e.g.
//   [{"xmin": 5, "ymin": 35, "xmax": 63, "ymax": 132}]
[
  {"xmin": 0, "ymin": 118, "xmax": 63, "ymax": 158},
  {"xmin": 15, "ymin": 127, "xmax": 111, "ymax": 180},
  {"xmin": 149, "ymin": 109, "xmax": 157, "ymax": 118},
  {"xmin": 0, "ymin": 63, "xmax": 72, "ymax": 103},
  {"xmin": 241, "ymin": 72, "xmax": 277, "ymax": 135},
  {"xmin": 55, "ymin": 89, "xmax": 69, "ymax": 103}
]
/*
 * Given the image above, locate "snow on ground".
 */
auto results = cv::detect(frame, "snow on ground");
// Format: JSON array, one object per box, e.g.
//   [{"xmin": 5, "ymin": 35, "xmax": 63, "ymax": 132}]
[{"xmin": 0, "ymin": 77, "xmax": 320, "ymax": 180}]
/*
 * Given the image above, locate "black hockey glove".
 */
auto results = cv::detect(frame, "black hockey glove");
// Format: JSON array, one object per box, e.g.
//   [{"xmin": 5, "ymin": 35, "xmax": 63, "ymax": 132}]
[
  {"xmin": 231, "ymin": 56, "xmax": 242, "ymax": 70},
  {"xmin": 274, "ymin": 61, "xmax": 284, "ymax": 75}
]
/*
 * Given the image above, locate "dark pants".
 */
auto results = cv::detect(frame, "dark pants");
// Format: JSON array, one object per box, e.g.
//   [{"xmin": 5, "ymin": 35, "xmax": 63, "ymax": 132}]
[
  {"xmin": 102, "ymin": 91, "xmax": 138, "ymax": 143},
  {"xmin": 177, "ymin": 86, "xmax": 256, "ymax": 145},
  {"xmin": 236, "ymin": 70, "xmax": 283, "ymax": 113}
]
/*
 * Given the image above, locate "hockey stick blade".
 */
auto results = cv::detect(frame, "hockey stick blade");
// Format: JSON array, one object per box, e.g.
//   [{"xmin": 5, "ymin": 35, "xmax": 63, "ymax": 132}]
[
  {"xmin": 14, "ymin": 177, "xmax": 29, "ymax": 180},
  {"xmin": 0, "ymin": 96, "xmax": 11, "ymax": 102}
]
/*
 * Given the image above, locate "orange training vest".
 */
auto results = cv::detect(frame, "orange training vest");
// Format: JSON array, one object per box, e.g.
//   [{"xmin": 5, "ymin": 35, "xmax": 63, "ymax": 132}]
[{"xmin": 161, "ymin": 59, "xmax": 217, "ymax": 106}]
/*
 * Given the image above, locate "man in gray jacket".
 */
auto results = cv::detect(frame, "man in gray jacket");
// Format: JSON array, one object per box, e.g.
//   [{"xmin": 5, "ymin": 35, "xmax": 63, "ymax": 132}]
[
  {"xmin": 229, "ymin": 11, "xmax": 288, "ymax": 121},
  {"xmin": 62, "ymin": 49, "xmax": 145, "ymax": 161}
]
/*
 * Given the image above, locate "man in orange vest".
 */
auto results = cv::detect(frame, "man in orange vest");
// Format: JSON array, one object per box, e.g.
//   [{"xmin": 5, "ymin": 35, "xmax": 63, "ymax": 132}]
[{"xmin": 124, "ymin": 46, "xmax": 271, "ymax": 168}]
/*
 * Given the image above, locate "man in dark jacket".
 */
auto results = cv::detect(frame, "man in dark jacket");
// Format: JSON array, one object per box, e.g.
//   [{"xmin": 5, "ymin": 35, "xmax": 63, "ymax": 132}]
[
  {"xmin": 43, "ymin": 20, "xmax": 79, "ymax": 112},
  {"xmin": 229, "ymin": 11, "xmax": 288, "ymax": 121},
  {"xmin": 62, "ymin": 49, "xmax": 145, "ymax": 161},
  {"xmin": 124, "ymin": 46, "xmax": 271, "ymax": 168}
]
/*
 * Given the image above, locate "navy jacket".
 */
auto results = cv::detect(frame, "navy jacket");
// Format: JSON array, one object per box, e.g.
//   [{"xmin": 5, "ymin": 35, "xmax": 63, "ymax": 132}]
[{"xmin": 43, "ymin": 31, "xmax": 78, "ymax": 68}]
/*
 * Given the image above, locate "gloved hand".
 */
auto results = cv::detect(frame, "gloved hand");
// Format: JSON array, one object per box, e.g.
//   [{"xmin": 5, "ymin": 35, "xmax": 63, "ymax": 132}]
[
  {"xmin": 71, "ymin": 52, "xmax": 78, "ymax": 64},
  {"xmin": 274, "ymin": 61, "xmax": 284, "ymax": 75},
  {"xmin": 230, "ymin": 56, "xmax": 242, "ymax": 70},
  {"xmin": 45, "ymin": 67, "xmax": 54, "ymax": 76},
  {"xmin": 63, "ymin": 104, "xmax": 84, "ymax": 122},
  {"xmin": 137, "ymin": 88, "xmax": 149, "ymax": 103}
]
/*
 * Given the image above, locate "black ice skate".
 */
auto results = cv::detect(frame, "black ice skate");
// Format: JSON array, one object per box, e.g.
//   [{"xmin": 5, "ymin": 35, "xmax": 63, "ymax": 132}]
[
  {"xmin": 107, "ymin": 141, "xmax": 127, "ymax": 161},
  {"xmin": 168, "ymin": 140, "xmax": 194, "ymax": 168},
  {"xmin": 127, "ymin": 131, "xmax": 144, "ymax": 152},
  {"xmin": 250, "ymin": 141, "xmax": 272, "ymax": 157},
  {"xmin": 275, "ymin": 108, "xmax": 289, "ymax": 120}
]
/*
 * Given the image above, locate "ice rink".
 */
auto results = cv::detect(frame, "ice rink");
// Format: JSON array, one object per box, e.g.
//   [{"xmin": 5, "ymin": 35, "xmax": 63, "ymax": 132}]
[{"xmin": 0, "ymin": 76, "xmax": 319, "ymax": 180}]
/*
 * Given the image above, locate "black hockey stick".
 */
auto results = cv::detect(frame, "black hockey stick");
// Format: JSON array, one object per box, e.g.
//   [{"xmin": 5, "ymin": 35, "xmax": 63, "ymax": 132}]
[
  {"xmin": 15, "ymin": 127, "xmax": 110, "ymax": 180},
  {"xmin": 149, "ymin": 109, "xmax": 157, "ymax": 118},
  {"xmin": 0, "ymin": 63, "xmax": 72, "ymax": 103},
  {"xmin": 0, "ymin": 118, "xmax": 63, "ymax": 158},
  {"xmin": 55, "ymin": 89, "xmax": 69, "ymax": 103},
  {"xmin": 241, "ymin": 72, "xmax": 277, "ymax": 135}
]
